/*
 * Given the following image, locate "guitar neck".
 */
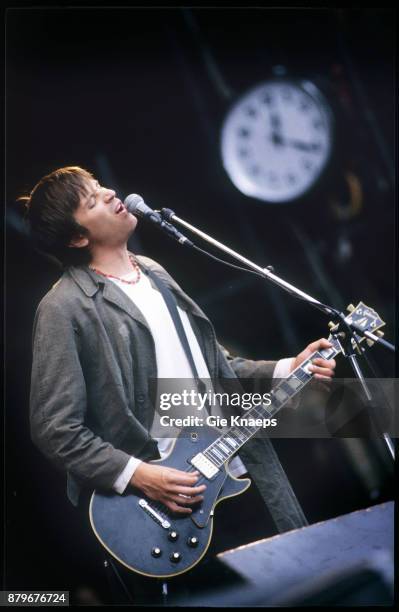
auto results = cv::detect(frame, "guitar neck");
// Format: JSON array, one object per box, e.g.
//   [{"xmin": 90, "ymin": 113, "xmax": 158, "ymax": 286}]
[{"xmin": 202, "ymin": 338, "xmax": 342, "ymax": 468}]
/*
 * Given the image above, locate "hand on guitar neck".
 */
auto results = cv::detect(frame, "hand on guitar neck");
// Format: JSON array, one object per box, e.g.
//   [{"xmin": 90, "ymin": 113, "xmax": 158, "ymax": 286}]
[
  {"xmin": 291, "ymin": 337, "xmax": 336, "ymax": 380},
  {"xmin": 130, "ymin": 463, "xmax": 207, "ymax": 514}
]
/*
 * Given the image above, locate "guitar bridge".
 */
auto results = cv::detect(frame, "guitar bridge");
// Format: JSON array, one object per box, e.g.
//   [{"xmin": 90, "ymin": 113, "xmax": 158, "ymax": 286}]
[
  {"xmin": 190, "ymin": 453, "xmax": 219, "ymax": 479},
  {"xmin": 138, "ymin": 499, "xmax": 171, "ymax": 529}
]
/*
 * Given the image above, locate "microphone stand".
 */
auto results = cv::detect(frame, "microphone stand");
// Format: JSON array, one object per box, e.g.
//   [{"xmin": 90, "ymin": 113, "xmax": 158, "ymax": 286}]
[{"xmin": 160, "ymin": 207, "xmax": 395, "ymax": 460}]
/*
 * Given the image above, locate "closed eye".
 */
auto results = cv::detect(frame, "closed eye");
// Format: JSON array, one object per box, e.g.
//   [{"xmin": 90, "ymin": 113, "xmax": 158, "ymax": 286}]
[
  {"xmin": 86, "ymin": 181, "xmax": 100, "ymax": 208},
  {"xmin": 88, "ymin": 190, "xmax": 99, "ymax": 208}
]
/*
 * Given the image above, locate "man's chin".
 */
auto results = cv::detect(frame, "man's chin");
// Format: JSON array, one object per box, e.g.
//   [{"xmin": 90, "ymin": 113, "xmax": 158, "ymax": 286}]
[{"xmin": 127, "ymin": 214, "xmax": 139, "ymax": 234}]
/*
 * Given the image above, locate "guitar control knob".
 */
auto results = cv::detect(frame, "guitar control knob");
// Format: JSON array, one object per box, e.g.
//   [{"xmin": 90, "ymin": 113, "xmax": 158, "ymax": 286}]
[
  {"xmin": 170, "ymin": 552, "xmax": 181, "ymax": 563},
  {"xmin": 151, "ymin": 547, "xmax": 162, "ymax": 558},
  {"xmin": 168, "ymin": 531, "xmax": 179, "ymax": 542},
  {"xmin": 187, "ymin": 536, "xmax": 199, "ymax": 548}
]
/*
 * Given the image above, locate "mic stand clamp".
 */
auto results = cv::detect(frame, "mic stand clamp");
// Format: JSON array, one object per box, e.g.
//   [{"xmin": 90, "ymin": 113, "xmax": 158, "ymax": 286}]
[{"xmin": 153, "ymin": 212, "xmax": 194, "ymax": 247}]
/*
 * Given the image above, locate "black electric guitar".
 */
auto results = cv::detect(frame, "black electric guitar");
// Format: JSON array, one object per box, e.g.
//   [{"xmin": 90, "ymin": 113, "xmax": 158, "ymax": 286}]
[{"xmin": 89, "ymin": 302, "xmax": 384, "ymax": 578}]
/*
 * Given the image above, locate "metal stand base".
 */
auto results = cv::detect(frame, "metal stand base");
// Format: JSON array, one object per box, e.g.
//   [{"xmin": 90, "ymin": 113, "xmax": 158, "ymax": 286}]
[
  {"xmin": 103, "ymin": 557, "xmax": 169, "ymax": 605},
  {"xmin": 103, "ymin": 557, "xmax": 134, "ymax": 604}
]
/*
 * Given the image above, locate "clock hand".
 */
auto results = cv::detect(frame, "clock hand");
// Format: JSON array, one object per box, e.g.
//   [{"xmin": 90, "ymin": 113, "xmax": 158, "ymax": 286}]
[
  {"xmin": 269, "ymin": 111, "xmax": 286, "ymax": 148},
  {"xmin": 268, "ymin": 134, "xmax": 321, "ymax": 154},
  {"xmin": 287, "ymin": 140, "xmax": 321, "ymax": 152},
  {"xmin": 270, "ymin": 113, "xmax": 282, "ymax": 131}
]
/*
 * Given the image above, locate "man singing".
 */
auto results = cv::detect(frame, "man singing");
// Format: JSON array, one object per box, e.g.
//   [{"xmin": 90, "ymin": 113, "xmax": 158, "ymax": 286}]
[{"xmin": 24, "ymin": 166, "xmax": 335, "ymax": 602}]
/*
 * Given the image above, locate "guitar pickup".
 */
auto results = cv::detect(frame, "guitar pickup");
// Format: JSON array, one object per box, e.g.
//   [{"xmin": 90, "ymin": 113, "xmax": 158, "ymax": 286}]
[{"xmin": 190, "ymin": 453, "xmax": 220, "ymax": 479}]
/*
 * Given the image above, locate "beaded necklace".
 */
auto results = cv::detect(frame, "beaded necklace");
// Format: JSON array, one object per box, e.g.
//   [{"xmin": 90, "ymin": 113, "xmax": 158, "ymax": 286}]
[{"xmin": 90, "ymin": 254, "xmax": 141, "ymax": 285}]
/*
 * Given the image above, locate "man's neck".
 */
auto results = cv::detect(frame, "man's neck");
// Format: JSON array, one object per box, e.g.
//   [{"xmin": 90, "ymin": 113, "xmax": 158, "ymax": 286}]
[{"xmin": 89, "ymin": 247, "xmax": 135, "ymax": 276}]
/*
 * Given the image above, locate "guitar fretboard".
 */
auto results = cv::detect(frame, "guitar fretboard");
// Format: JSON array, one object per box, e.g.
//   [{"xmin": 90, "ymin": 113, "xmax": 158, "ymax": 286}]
[{"xmin": 203, "ymin": 337, "xmax": 342, "ymax": 468}]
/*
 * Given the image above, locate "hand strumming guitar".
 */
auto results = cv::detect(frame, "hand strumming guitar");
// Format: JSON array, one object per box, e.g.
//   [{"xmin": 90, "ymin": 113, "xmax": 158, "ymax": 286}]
[{"xmin": 130, "ymin": 463, "xmax": 206, "ymax": 514}]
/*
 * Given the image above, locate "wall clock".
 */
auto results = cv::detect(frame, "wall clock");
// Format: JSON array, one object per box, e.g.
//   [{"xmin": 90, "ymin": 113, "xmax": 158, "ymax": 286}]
[{"xmin": 220, "ymin": 78, "xmax": 334, "ymax": 203}]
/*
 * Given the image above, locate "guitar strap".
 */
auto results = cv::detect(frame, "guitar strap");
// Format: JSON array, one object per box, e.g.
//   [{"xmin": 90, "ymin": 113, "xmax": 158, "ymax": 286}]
[{"xmin": 146, "ymin": 269, "xmax": 210, "ymax": 410}]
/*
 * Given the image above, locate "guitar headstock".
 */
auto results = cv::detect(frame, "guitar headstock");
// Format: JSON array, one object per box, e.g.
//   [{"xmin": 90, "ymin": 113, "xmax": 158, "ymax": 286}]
[{"xmin": 328, "ymin": 302, "xmax": 385, "ymax": 354}]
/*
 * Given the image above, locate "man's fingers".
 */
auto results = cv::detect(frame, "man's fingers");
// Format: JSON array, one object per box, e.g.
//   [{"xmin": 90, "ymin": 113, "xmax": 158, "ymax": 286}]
[
  {"xmin": 312, "ymin": 358, "xmax": 335, "ymax": 368},
  {"xmin": 168, "ymin": 493, "xmax": 204, "ymax": 506},
  {"xmin": 310, "ymin": 357, "xmax": 336, "ymax": 379},
  {"xmin": 166, "ymin": 470, "xmax": 200, "ymax": 486},
  {"xmin": 313, "ymin": 374, "xmax": 333, "ymax": 381},
  {"xmin": 166, "ymin": 501, "xmax": 193, "ymax": 515},
  {"xmin": 166, "ymin": 469, "xmax": 198, "ymax": 477},
  {"xmin": 168, "ymin": 468, "xmax": 200, "ymax": 478},
  {"xmin": 309, "ymin": 338, "xmax": 332, "ymax": 352},
  {"xmin": 310, "ymin": 364, "xmax": 335, "ymax": 377},
  {"xmin": 172, "ymin": 484, "xmax": 207, "ymax": 496}
]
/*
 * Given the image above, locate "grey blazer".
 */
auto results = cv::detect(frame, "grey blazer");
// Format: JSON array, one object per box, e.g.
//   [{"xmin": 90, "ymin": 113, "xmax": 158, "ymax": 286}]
[{"xmin": 30, "ymin": 255, "xmax": 307, "ymax": 532}]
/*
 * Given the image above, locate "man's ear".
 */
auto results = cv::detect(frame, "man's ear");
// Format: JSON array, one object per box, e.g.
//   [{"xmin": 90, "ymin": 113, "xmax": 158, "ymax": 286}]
[{"xmin": 69, "ymin": 234, "xmax": 89, "ymax": 248}]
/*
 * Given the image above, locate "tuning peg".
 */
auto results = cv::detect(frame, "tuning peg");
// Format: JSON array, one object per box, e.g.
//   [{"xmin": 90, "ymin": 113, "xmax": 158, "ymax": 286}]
[
  {"xmin": 366, "ymin": 339, "xmax": 374, "ymax": 347},
  {"xmin": 328, "ymin": 321, "xmax": 338, "ymax": 330},
  {"xmin": 346, "ymin": 304, "xmax": 355, "ymax": 312},
  {"xmin": 376, "ymin": 330, "xmax": 384, "ymax": 337}
]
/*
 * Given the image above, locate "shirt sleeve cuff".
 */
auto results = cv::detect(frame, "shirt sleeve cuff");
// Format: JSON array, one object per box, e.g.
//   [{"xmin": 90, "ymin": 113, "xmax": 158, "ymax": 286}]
[
  {"xmin": 273, "ymin": 357, "xmax": 295, "ymax": 379},
  {"xmin": 112, "ymin": 457, "xmax": 143, "ymax": 494}
]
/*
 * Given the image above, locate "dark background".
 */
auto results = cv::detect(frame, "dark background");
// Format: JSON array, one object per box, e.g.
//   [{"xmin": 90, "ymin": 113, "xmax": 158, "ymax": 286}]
[{"xmin": 5, "ymin": 6, "xmax": 395, "ymax": 603}]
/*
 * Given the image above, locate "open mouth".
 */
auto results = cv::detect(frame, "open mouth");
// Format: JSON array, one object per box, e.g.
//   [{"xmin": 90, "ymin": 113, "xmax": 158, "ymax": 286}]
[{"xmin": 114, "ymin": 201, "xmax": 125, "ymax": 214}]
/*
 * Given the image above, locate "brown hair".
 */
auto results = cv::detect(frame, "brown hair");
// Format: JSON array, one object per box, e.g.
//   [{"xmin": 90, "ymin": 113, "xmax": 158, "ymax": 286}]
[{"xmin": 22, "ymin": 166, "xmax": 94, "ymax": 267}]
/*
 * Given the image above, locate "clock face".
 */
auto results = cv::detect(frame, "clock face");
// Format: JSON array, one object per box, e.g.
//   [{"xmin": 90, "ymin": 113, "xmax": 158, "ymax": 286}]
[{"xmin": 220, "ymin": 79, "xmax": 333, "ymax": 203}]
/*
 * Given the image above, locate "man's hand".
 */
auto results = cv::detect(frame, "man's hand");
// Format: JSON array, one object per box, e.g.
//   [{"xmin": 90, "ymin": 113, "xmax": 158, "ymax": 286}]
[
  {"xmin": 291, "ymin": 338, "xmax": 336, "ymax": 380},
  {"xmin": 130, "ymin": 463, "xmax": 206, "ymax": 515}
]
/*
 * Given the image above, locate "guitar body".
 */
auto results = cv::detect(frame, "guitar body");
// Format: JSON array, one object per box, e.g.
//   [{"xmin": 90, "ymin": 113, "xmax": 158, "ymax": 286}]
[{"xmin": 89, "ymin": 425, "xmax": 250, "ymax": 578}]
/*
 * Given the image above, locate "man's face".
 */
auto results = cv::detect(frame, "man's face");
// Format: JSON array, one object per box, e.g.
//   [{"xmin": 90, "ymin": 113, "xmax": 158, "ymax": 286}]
[{"xmin": 72, "ymin": 178, "xmax": 138, "ymax": 249}]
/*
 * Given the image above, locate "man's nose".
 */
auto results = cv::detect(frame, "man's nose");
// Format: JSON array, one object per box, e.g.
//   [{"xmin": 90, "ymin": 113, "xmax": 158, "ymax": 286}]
[{"xmin": 104, "ymin": 188, "xmax": 116, "ymax": 202}]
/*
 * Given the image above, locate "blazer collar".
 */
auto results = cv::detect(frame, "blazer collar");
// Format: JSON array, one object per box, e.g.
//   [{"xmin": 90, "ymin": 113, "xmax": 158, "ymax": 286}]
[{"xmin": 67, "ymin": 265, "xmax": 101, "ymax": 297}]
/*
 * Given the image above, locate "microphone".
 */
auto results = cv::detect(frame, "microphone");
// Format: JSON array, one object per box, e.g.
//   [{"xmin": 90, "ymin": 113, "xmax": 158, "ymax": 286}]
[
  {"xmin": 124, "ymin": 194, "xmax": 162, "ymax": 223},
  {"xmin": 124, "ymin": 194, "xmax": 193, "ymax": 247}
]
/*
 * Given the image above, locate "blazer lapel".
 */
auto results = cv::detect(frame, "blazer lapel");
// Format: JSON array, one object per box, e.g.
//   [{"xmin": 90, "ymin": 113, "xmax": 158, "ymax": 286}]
[
  {"xmin": 101, "ymin": 280, "xmax": 152, "ymax": 330},
  {"xmin": 68, "ymin": 264, "xmax": 152, "ymax": 331}
]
